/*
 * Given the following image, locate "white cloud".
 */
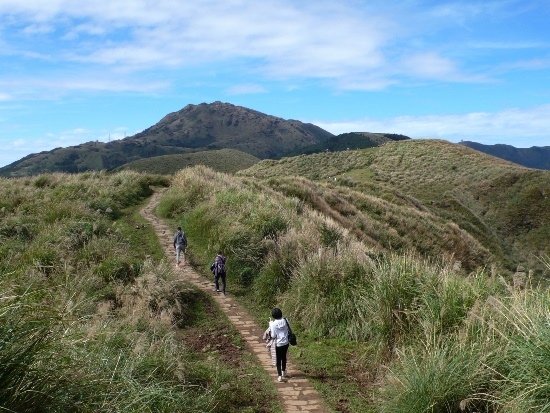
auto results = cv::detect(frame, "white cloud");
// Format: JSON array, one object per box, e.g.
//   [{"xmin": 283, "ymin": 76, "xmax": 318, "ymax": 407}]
[
  {"xmin": 0, "ymin": 0, "xmax": 546, "ymax": 104},
  {"xmin": 0, "ymin": 0, "xmax": 484, "ymax": 88},
  {"xmin": 314, "ymin": 105, "xmax": 550, "ymax": 147},
  {"xmin": 21, "ymin": 23, "xmax": 54, "ymax": 35},
  {"xmin": 401, "ymin": 52, "xmax": 459, "ymax": 80},
  {"xmin": 0, "ymin": 92, "xmax": 11, "ymax": 101}
]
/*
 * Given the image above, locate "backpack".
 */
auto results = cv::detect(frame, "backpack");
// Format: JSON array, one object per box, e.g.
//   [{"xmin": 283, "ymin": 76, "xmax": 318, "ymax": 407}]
[
  {"xmin": 285, "ymin": 318, "xmax": 297, "ymax": 346},
  {"xmin": 214, "ymin": 255, "xmax": 225, "ymax": 274},
  {"xmin": 176, "ymin": 232, "xmax": 187, "ymax": 247}
]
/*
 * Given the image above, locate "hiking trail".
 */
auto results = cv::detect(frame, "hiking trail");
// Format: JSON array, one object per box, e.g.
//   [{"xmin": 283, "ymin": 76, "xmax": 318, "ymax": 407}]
[{"xmin": 141, "ymin": 191, "xmax": 329, "ymax": 413}]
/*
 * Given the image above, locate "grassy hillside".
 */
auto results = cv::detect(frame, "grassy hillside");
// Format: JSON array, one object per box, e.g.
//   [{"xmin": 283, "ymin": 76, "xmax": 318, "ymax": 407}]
[
  {"xmin": 159, "ymin": 166, "xmax": 550, "ymax": 413},
  {"xmin": 120, "ymin": 148, "xmax": 259, "ymax": 174},
  {"xmin": 241, "ymin": 139, "xmax": 550, "ymax": 273},
  {"xmin": 285, "ymin": 132, "xmax": 410, "ymax": 156},
  {"xmin": 0, "ymin": 171, "xmax": 281, "ymax": 412},
  {"xmin": 262, "ymin": 176, "xmax": 492, "ymax": 271}
]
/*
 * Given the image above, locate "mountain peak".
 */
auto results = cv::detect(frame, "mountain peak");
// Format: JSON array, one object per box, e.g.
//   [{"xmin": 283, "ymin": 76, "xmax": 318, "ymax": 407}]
[{"xmin": 0, "ymin": 102, "xmax": 334, "ymax": 176}]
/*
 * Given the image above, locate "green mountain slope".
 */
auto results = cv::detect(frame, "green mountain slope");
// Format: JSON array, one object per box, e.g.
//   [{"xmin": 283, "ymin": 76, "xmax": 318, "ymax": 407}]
[
  {"xmin": 241, "ymin": 139, "xmax": 550, "ymax": 273},
  {"xmin": 461, "ymin": 141, "xmax": 550, "ymax": 170},
  {"xmin": 0, "ymin": 101, "xmax": 333, "ymax": 177},
  {"xmin": 286, "ymin": 132, "xmax": 410, "ymax": 156},
  {"xmin": 120, "ymin": 148, "xmax": 259, "ymax": 174}
]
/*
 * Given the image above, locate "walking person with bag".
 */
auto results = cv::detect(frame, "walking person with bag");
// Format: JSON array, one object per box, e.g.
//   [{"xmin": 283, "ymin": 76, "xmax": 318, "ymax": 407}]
[
  {"xmin": 210, "ymin": 251, "xmax": 227, "ymax": 295},
  {"xmin": 173, "ymin": 227, "xmax": 187, "ymax": 266},
  {"xmin": 269, "ymin": 307, "xmax": 296, "ymax": 382}
]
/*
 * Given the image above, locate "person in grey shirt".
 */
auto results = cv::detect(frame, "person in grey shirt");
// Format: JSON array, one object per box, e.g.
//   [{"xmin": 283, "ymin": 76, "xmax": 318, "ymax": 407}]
[{"xmin": 173, "ymin": 227, "xmax": 187, "ymax": 266}]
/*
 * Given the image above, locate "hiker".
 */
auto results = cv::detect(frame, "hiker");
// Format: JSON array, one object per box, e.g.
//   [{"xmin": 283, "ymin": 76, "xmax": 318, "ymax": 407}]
[
  {"xmin": 270, "ymin": 307, "xmax": 290, "ymax": 382},
  {"xmin": 173, "ymin": 226, "xmax": 187, "ymax": 266},
  {"xmin": 210, "ymin": 251, "xmax": 227, "ymax": 295}
]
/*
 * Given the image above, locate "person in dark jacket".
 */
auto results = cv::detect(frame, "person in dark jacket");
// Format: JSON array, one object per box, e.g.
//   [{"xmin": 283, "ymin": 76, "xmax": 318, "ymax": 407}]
[
  {"xmin": 210, "ymin": 251, "xmax": 227, "ymax": 295},
  {"xmin": 173, "ymin": 227, "xmax": 187, "ymax": 266}
]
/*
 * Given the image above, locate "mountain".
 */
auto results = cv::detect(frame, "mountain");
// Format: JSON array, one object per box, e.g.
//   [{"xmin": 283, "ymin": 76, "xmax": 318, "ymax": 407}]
[
  {"xmin": 460, "ymin": 141, "xmax": 550, "ymax": 170},
  {"xmin": 240, "ymin": 139, "xmax": 550, "ymax": 274},
  {"xmin": 286, "ymin": 132, "xmax": 410, "ymax": 156},
  {"xmin": 0, "ymin": 102, "xmax": 334, "ymax": 177}
]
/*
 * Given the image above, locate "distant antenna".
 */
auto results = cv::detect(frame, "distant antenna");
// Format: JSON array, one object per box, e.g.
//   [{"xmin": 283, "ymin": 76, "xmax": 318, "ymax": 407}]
[{"xmin": 108, "ymin": 133, "xmax": 111, "ymax": 142}]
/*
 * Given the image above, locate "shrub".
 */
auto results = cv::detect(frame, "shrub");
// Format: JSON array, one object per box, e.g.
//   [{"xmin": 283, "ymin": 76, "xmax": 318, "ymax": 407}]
[
  {"xmin": 380, "ymin": 341, "xmax": 492, "ymax": 413},
  {"xmin": 319, "ymin": 222, "xmax": 341, "ymax": 247},
  {"xmin": 156, "ymin": 192, "xmax": 189, "ymax": 218},
  {"xmin": 283, "ymin": 246, "xmax": 374, "ymax": 340},
  {"xmin": 485, "ymin": 291, "xmax": 550, "ymax": 412},
  {"xmin": 94, "ymin": 258, "xmax": 138, "ymax": 283}
]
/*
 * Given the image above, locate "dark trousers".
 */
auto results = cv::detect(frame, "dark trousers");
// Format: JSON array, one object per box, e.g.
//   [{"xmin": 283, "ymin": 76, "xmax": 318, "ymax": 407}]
[
  {"xmin": 214, "ymin": 271, "xmax": 226, "ymax": 294},
  {"xmin": 275, "ymin": 344, "xmax": 289, "ymax": 376}
]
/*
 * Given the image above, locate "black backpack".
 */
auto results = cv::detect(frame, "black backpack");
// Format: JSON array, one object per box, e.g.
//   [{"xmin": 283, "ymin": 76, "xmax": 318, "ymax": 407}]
[
  {"xmin": 176, "ymin": 232, "xmax": 187, "ymax": 247},
  {"xmin": 212, "ymin": 256, "xmax": 225, "ymax": 274}
]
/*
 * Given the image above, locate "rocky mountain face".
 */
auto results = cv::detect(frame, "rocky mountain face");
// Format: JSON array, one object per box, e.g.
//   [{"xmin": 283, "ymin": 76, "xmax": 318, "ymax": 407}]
[
  {"xmin": 0, "ymin": 102, "xmax": 334, "ymax": 176},
  {"xmin": 133, "ymin": 101, "xmax": 334, "ymax": 158}
]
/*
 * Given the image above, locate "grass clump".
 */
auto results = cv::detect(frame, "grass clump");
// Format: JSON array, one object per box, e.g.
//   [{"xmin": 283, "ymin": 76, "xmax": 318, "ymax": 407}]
[
  {"xmin": 380, "ymin": 341, "xmax": 492, "ymax": 413},
  {"xmin": 0, "ymin": 171, "xmax": 280, "ymax": 412}
]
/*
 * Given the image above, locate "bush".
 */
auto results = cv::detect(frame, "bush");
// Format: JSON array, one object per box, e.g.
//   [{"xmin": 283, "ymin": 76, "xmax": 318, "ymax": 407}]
[
  {"xmin": 156, "ymin": 192, "xmax": 189, "ymax": 218},
  {"xmin": 380, "ymin": 341, "xmax": 492, "ymax": 413},
  {"xmin": 486, "ymin": 291, "xmax": 550, "ymax": 412},
  {"xmin": 283, "ymin": 247, "xmax": 374, "ymax": 340},
  {"xmin": 94, "ymin": 258, "xmax": 138, "ymax": 283}
]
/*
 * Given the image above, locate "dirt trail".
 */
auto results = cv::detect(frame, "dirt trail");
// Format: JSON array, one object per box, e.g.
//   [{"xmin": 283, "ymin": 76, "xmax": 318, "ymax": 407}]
[{"xmin": 141, "ymin": 191, "xmax": 330, "ymax": 413}]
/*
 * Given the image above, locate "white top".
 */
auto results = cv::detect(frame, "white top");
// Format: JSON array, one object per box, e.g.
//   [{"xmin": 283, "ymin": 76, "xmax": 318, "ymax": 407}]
[{"xmin": 270, "ymin": 318, "xmax": 289, "ymax": 347}]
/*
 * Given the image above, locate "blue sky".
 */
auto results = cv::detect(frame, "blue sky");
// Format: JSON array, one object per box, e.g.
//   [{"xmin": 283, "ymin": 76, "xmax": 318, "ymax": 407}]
[{"xmin": 1, "ymin": 0, "xmax": 550, "ymax": 167}]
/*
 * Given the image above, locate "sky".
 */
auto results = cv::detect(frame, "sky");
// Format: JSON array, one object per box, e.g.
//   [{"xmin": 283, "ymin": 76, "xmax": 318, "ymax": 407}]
[{"xmin": 1, "ymin": 0, "xmax": 550, "ymax": 168}]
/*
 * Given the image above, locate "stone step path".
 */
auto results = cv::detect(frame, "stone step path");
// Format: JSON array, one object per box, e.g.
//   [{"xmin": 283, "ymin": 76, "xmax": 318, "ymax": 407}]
[{"xmin": 141, "ymin": 191, "xmax": 330, "ymax": 413}]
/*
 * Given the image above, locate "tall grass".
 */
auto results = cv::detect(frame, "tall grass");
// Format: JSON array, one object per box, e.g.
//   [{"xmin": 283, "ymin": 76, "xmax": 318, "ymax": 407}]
[
  {"xmin": 162, "ymin": 166, "xmax": 548, "ymax": 412},
  {"xmin": 484, "ymin": 290, "xmax": 550, "ymax": 412},
  {"xmin": 379, "ymin": 341, "xmax": 493, "ymax": 413},
  {"xmin": 1, "ymin": 171, "xmax": 280, "ymax": 412}
]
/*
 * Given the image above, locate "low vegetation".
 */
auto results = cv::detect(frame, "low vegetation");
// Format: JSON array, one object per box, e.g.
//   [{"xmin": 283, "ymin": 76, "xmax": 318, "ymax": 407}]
[
  {"xmin": 0, "ymin": 171, "xmax": 281, "ymax": 412},
  {"xmin": 4, "ymin": 137, "xmax": 547, "ymax": 412},
  {"xmin": 241, "ymin": 139, "xmax": 550, "ymax": 273},
  {"xmin": 121, "ymin": 148, "xmax": 260, "ymax": 174},
  {"xmin": 160, "ymin": 165, "xmax": 549, "ymax": 412}
]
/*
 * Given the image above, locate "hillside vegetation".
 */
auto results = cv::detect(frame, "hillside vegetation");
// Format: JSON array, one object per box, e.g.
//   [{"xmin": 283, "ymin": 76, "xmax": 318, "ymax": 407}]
[
  {"xmin": 159, "ymin": 166, "xmax": 550, "ymax": 413},
  {"xmin": 286, "ymin": 132, "xmax": 410, "ymax": 156},
  {"xmin": 0, "ymin": 171, "xmax": 280, "ymax": 412},
  {"xmin": 121, "ymin": 148, "xmax": 259, "ymax": 174},
  {"xmin": 261, "ymin": 176, "xmax": 492, "ymax": 271},
  {"xmin": 242, "ymin": 139, "xmax": 550, "ymax": 273}
]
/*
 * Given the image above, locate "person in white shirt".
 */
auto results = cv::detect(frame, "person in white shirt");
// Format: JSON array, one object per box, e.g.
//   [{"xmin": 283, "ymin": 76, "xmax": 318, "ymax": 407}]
[{"xmin": 269, "ymin": 307, "xmax": 289, "ymax": 382}]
